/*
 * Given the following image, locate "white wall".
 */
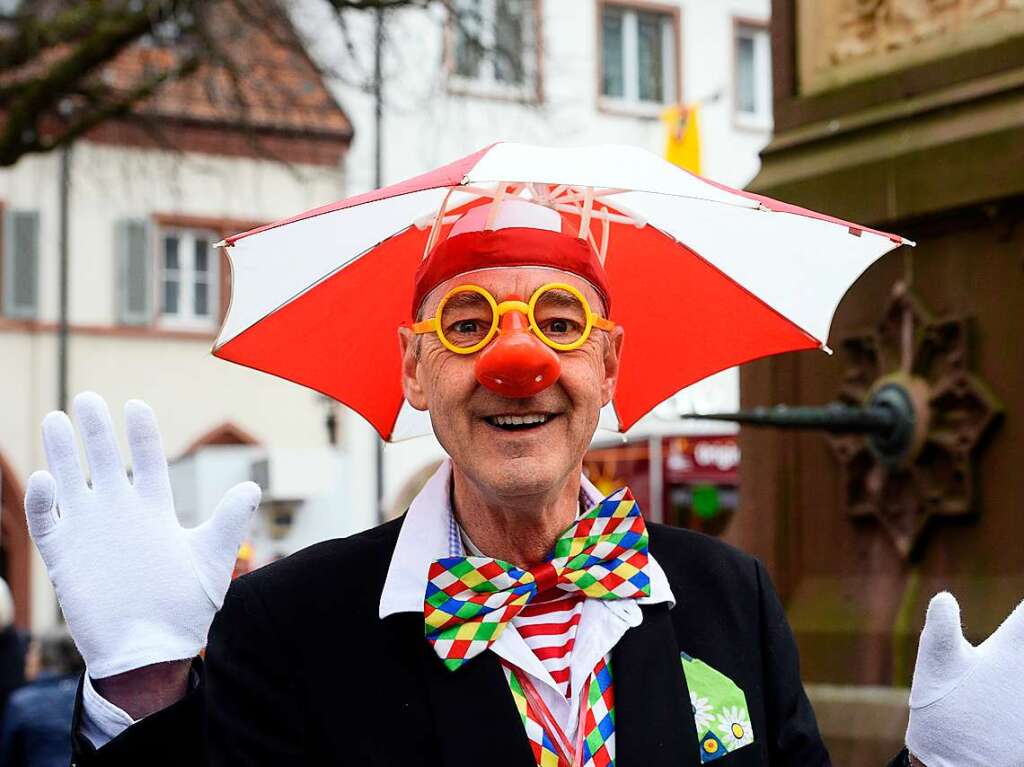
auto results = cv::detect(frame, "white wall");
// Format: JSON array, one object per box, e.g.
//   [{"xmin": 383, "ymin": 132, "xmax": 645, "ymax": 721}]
[{"xmin": 0, "ymin": 142, "xmax": 347, "ymax": 631}]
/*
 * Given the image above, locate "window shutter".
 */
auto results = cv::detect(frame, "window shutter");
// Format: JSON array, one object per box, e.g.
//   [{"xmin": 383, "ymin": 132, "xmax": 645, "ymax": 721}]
[
  {"xmin": 116, "ymin": 219, "xmax": 152, "ymax": 325},
  {"xmin": 2, "ymin": 209, "xmax": 40, "ymax": 319}
]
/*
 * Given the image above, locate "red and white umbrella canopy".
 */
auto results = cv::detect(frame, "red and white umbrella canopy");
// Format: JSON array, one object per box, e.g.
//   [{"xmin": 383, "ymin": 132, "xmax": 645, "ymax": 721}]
[{"xmin": 213, "ymin": 142, "xmax": 912, "ymax": 441}]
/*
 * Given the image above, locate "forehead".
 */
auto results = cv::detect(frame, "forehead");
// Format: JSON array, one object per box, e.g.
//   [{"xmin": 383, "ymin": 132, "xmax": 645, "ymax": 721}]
[{"xmin": 421, "ymin": 267, "xmax": 606, "ymax": 315}]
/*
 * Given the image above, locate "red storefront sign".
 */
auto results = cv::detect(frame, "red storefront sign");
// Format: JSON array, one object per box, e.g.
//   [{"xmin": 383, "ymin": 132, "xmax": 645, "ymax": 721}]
[
  {"xmin": 585, "ymin": 437, "xmax": 740, "ymax": 488},
  {"xmin": 664, "ymin": 436, "xmax": 740, "ymax": 484}
]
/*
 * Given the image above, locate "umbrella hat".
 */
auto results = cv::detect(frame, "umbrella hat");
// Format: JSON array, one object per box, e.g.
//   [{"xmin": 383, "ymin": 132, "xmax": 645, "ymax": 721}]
[{"xmin": 212, "ymin": 142, "xmax": 912, "ymax": 441}]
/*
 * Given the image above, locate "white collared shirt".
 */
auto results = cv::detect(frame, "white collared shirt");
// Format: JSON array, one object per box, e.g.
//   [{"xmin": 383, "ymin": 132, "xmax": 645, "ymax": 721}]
[{"xmin": 380, "ymin": 459, "xmax": 675, "ymax": 738}]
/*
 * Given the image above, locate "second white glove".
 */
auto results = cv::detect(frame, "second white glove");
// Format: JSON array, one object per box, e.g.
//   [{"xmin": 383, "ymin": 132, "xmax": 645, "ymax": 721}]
[
  {"xmin": 906, "ymin": 591, "xmax": 1024, "ymax": 766},
  {"xmin": 24, "ymin": 392, "xmax": 260, "ymax": 679}
]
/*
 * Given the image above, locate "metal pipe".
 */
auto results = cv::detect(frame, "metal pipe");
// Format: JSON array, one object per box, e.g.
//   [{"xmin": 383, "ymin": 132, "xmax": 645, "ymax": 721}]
[
  {"xmin": 684, "ymin": 382, "xmax": 920, "ymax": 466},
  {"xmin": 685, "ymin": 403, "xmax": 898, "ymax": 435},
  {"xmin": 373, "ymin": 6, "xmax": 386, "ymax": 522},
  {"xmin": 57, "ymin": 143, "xmax": 72, "ymax": 413}
]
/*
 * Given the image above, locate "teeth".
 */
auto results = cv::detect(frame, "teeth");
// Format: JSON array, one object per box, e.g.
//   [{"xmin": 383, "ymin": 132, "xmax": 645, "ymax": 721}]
[{"xmin": 491, "ymin": 414, "xmax": 549, "ymax": 426}]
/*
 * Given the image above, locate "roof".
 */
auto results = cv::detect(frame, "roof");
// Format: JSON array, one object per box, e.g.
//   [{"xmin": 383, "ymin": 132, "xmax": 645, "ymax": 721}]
[{"xmin": 103, "ymin": 4, "xmax": 352, "ymax": 139}]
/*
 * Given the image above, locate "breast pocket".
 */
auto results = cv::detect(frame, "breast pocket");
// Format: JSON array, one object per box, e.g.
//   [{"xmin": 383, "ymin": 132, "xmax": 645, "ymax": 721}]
[{"xmin": 680, "ymin": 652, "xmax": 755, "ymax": 764}]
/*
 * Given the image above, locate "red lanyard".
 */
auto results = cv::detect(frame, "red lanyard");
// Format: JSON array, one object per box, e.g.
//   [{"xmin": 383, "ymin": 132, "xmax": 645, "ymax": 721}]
[{"xmin": 510, "ymin": 665, "xmax": 589, "ymax": 767}]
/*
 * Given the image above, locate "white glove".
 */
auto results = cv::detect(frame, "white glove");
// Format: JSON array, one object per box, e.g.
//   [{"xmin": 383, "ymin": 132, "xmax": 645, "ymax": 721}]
[
  {"xmin": 906, "ymin": 591, "xmax": 1024, "ymax": 767},
  {"xmin": 24, "ymin": 391, "xmax": 260, "ymax": 679}
]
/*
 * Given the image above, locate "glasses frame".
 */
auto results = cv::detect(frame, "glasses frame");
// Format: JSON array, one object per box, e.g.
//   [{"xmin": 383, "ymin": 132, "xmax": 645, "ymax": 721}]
[{"xmin": 412, "ymin": 282, "xmax": 615, "ymax": 355}]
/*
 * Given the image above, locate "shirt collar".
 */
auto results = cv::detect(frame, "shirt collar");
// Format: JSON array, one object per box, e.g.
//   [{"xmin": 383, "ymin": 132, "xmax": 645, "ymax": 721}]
[{"xmin": 378, "ymin": 457, "xmax": 675, "ymax": 619}]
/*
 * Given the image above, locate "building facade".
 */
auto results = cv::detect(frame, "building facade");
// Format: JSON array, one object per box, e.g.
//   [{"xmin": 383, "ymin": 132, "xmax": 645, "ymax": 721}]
[
  {"xmin": 743, "ymin": 1, "xmax": 1024, "ymax": 762},
  {"xmin": 0, "ymin": 21, "xmax": 355, "ymax": 632}
]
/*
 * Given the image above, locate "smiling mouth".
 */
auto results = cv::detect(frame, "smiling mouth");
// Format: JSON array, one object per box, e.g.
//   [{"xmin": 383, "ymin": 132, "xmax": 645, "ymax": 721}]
[{"xmin": 483, "ymin": 413, "xmax": 557, "ymax": 432}]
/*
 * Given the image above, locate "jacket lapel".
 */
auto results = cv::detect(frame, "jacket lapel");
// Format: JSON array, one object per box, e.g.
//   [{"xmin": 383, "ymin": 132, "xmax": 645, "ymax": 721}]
[
  {"xmin": 612, "ymin": 603, "xmax": 699, "ymax": 767},
  {"xmin": 419, "ymin": 639, "xmax": 536, "ymax": 767}
]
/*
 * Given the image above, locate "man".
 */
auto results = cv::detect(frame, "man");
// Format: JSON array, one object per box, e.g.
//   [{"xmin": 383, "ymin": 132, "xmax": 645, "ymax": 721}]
[
  {"xmin": 0, "ymin": 580, "xmax": 27, "ymax": 735},
  {"xmin": 21, "ymin": 199, "xmax": 1019, "ymax": 766},
  {"xmin": 0, "ymin": 629, "xmax": 84, "ymax": 767}
]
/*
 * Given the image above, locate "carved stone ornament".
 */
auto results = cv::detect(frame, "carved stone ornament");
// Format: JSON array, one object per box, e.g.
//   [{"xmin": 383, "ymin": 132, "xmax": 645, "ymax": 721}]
[
  {"xmin": 832, "ymin": 0, "xmax": 1024, "ymax": 65},
  {"xmin": 828, "ymin": 283, "xmax": 1002, "ymax": 557}
]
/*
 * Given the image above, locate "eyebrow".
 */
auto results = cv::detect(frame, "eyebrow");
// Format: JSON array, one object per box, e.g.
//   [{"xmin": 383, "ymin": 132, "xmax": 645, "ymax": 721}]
[
  {"xmin": 442, "ymin": 292, "xmax": 489, "ymax": 311},
  {"xmin": 537, "ymin": 289, "xmax": 586, "ymax": 310}
]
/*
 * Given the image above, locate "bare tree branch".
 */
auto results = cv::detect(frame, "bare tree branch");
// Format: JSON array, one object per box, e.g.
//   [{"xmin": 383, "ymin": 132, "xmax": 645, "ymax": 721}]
[
  {"xmin": 0, "ymin": 2, "xmax": 110, "ymax": 71},
  {"xmin": 0, "ymin": 0, "xmax": 517, "ymax": 167}
]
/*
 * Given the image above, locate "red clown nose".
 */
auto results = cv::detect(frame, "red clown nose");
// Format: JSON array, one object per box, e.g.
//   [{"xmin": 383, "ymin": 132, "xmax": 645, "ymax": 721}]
[{"xmin": 474, "ymin": 299, "xmax": 561, "ymax": 398}]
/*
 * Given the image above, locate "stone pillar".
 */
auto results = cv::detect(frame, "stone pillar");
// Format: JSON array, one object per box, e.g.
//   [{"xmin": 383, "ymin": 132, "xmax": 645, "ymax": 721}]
[{"xmin": 735, "ymin": 2, "xmax": 1024, "ymax": 762}]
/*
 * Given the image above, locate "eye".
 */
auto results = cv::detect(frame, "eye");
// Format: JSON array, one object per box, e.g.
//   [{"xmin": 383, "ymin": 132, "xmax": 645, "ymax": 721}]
[
  {"xmin": 540, "ymin": 317, "xmax": 583, "ymax": 337},
  {"xmin": 532, "ymin": 288, "xmax": 588, "ymax": 344},
  {"xmin": 439, "ymin": 291, "xmax": 493, "ymax": 348}
]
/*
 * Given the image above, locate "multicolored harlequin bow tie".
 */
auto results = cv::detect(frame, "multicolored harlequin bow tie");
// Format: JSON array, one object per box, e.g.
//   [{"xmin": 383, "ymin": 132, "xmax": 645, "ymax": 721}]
[{"xmin": 424, "ymin": 487, "xmax": 650, "ymax": 670}]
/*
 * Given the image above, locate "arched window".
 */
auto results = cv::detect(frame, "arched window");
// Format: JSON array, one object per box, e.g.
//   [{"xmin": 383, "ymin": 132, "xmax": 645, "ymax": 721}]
[{"xmin": 179, "ymin": 422, "xmax": 260, "ymax": 457}]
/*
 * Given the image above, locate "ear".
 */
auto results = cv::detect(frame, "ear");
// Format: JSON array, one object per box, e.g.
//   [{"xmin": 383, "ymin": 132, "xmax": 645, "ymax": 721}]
[
  {"xmin": 398, "ymin": 326, "xmax": 429, "ymax": 411},
  {"xmin": 600, "ymin": 325, "xmax": 624, "ymax": 406}
]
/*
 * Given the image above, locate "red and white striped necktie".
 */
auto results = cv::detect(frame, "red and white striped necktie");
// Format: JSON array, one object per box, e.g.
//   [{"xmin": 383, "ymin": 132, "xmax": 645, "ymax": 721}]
[{"xmin": 513, "ymin": 590, "xmax": 585, "ymax": 697}]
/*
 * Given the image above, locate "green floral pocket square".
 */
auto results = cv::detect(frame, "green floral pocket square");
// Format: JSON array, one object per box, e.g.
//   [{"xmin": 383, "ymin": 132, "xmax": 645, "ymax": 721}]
[{"xmin": 680, "ymin": 652, "xmax": 755, "ymax": 762}]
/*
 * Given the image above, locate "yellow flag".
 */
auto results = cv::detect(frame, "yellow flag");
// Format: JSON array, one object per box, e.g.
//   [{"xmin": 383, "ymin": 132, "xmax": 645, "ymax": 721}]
[{"xmin": 662, "ymin": 103, "xmax": 701, "ymax": 174}]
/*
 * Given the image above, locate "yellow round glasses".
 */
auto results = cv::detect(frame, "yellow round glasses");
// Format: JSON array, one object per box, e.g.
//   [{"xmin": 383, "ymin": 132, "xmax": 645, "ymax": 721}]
[{"xmin": 412, "ymin": 282, "xmax": 616, "ymax": 355}]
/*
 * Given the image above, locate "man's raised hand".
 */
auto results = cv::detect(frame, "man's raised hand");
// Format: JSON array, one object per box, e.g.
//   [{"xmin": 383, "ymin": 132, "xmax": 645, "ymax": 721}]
[{"xmin": 24, "ymin": 392, "xmax": 260, "ymax": 681}]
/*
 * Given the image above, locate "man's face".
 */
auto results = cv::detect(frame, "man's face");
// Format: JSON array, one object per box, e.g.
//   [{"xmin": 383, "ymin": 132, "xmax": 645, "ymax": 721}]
[{"xmin": 399, "ymin": 267, "xmax": 624, "ymax": 500}]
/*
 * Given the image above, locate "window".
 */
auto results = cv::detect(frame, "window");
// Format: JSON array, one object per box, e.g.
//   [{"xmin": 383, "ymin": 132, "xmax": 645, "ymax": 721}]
[
  {"xmin": 117, "ymin": 217, "xmax": 243, "ymax": 332},
  {"xmin": 159, "ymin": 228, "xmax": 218, "ymax": 328},
  {"xmin": 2, "ymin": 209, "xmax": 39, "ymax": 319},
  {"xmin": 600, "ymin": 4, "xmax": 678, "ymax": 111},
  {"xmin": 734, "ymin": 22, "xmax": 772, "ymax": 127},
  {"xmin": 449, "ymin": 0, "xmax": 539, "ymax": 100}
]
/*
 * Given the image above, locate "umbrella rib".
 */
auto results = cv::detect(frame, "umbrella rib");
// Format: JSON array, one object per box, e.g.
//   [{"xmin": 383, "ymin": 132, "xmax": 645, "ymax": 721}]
[
  {"xmin": 599, "ymin": 211, "xmax": 610, "ymax": 265},
  {"xmin": 593, "ymin": 196, "xmax": 647, "ymax": 228},
  {"xmin": 414, "ymin": 213, "xmax": 462, "ymax": 230},
  {"xmin": 549, "ymin": 204, "xmax": 638, "ymax": 227},
  {"xmin": 559, "ymin": 194, "xmax": 603, "ymax": 256},
  {"xmin": 549, "ymin": 188, "xmax": 625, "ymax": 204},
  {"xmin": 459, "ymin": 183, "xmax": 505, "ymax": 199},
  {"xmin": 423, "ymin": 187, "xmax": 454, "ymax": 258},
  {"xmin": 527, "ymin": 183, "xmax": 549, "ymax": 203},
  {"xmin": 484, "ymin": 183, "xmax": 509, "ymax": 230},
  {"xmin": 579, "ymin": 187, "xmax": 594, "ymax": 237}
]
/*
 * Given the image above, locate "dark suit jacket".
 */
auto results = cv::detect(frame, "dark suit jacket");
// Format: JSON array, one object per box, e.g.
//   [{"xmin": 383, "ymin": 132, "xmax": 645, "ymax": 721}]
[{"xmin": 68, "ymin": 518, "xmax": 879, "ymax": 767}]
